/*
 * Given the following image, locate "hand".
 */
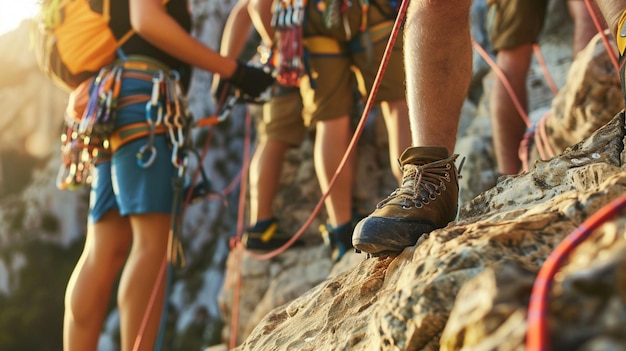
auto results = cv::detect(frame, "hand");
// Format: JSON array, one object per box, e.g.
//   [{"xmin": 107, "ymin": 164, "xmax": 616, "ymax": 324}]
[{"xmin": 228, "ymin": 60, "xmax": 275, "ymax": 98}]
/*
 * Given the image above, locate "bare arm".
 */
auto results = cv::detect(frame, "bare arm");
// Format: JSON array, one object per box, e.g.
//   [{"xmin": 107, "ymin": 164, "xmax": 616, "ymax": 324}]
[
  {"xmin": 220, "ymin": 0, "xmax": 253, "ymax": 59},
  {"xmin": 129, "ymin": 0, "xmax": 237, "ymax": 78},
  {"xmin": 249, "ymin": 0, "xmax": 275, "ymax": 46}
]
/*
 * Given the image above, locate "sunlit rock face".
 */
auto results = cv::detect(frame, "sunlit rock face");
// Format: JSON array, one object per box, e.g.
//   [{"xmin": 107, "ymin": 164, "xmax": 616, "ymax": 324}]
[
  {"xmin": 232, "ymin": 112, "xmax": 626, "ymax": 351},
  {"xmin": 0, "ymin": 20, "xmax": 68, "ymax": 159}
]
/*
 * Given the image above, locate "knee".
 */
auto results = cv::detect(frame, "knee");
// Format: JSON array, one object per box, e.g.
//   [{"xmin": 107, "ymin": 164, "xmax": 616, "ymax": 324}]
[
  {"xmin": 411, "ymin": 0, "xmax": 471, "ymax": 18},
  {"xmin": 99, "ymin": 241, "xmax": 131, "ymax": 268}
]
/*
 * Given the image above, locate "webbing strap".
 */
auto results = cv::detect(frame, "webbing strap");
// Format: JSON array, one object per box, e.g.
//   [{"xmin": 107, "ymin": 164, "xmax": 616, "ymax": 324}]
[
  {"xmin": 302, "ymin": 20, "xmax": 393, "ymax": 56},
  {"xmin": 303, "ymin": 36, "xmax": 346, "ymax": 55},
  {"xmin": 368, "ymin": 20, "xmax": 394, "ymax": 43},
  {"xmin": 109, "ymin": 122, "xmax": 168, "ymax": 152},
  {"xmin": 103, "ymin": 0, "xmax": 110, "ymax": 22}
]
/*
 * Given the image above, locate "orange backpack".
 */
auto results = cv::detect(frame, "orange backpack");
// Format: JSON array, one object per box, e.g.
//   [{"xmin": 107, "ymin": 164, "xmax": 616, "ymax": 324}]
[{"xmin": 33, "ymin": 0, "xmax": 167, "ymax": 92}]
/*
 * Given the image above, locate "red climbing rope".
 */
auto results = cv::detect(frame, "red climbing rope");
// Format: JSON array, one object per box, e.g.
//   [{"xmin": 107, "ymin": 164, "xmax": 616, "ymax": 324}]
[{"xmin": 526, "ymin": 194, "xmax": 626, "ymax": 351}]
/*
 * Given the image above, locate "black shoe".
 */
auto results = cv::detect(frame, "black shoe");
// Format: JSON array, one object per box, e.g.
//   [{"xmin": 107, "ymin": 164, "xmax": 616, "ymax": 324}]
[
  {"xmin": 320, "ymin": 222, "xmax": 354, "ymax": 262},
  {"xmin": 243, "ymin": 218, "xmax": 305, "ymax": 250}
]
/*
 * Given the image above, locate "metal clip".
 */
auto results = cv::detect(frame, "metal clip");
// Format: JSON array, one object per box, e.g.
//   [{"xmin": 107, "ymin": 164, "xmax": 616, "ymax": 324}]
[
  {"xmin": 150, "ymin": 71, "xmax": 164, "ymax": 125},
  {"xmin": 137, "ymin": 103, "xmax": 158, "ymax": 169}
]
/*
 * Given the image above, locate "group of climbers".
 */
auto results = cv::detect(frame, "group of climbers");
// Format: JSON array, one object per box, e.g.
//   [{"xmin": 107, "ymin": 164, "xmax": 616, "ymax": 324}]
[{"xmin": 42, "ymin": 0, "xmax": 626, "ymax": 349}]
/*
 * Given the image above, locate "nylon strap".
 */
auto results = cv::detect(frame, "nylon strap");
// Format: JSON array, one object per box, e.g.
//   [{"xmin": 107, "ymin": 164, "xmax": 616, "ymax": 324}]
[{"xmin": 109, "ymin": 122, "xmax": 169, "ymax": 152}]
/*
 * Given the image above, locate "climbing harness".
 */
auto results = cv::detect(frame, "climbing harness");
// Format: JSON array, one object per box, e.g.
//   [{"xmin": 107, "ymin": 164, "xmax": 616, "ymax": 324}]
[{"xmin": 57, "ymin": 57, "xmax": 195, "ymax": 189}]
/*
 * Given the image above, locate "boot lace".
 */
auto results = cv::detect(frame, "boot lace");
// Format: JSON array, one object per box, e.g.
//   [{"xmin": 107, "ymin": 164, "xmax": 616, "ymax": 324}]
[{"xmin": 377, "ymin": 155, "xmax": 462, "ymax": 209}]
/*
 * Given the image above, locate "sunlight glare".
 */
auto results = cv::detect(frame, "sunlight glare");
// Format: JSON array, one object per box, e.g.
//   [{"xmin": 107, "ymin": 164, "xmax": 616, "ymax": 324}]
[{"xmin": 0, "ymin": 0, "xmax": 40, "ymax": 36}]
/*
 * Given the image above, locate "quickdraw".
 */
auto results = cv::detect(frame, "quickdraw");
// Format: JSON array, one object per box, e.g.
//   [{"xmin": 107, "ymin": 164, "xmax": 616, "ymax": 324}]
[
  {"xmin": 136, "ymin": 71, "xmax": 163, "ymax": 168},
  {"xmin": 273, "ymin": 0, "xmax": 307, "ymax": 87},
  {"xmin": 57, "ymin": 58, "xmax": 194, "ymax": 190},
  {"xmin": 57, "ymin": 65, "xmax": 123, "ymax": 190},
  {"xmin": 316, "ymin": 0, "xmax": 340, "ymax": 29}
]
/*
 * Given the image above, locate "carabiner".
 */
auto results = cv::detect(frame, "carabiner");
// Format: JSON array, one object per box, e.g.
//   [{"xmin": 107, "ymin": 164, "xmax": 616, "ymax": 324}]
[
  {"xmin": 136, "ymin": 143, "xmax": 157, "ymax": 169},
  {"xmin": 137, "ymin": 102, "xmax": 158, "ymax": 168},
  {"xmin": 149, "ymin": 71, "xmax": 164, "ymax": 125}
]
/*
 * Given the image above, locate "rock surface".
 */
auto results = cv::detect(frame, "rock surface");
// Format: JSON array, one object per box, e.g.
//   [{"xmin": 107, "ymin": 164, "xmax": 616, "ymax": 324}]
[{"xmin": 231, "ymin": 111, "xmax": 626, "ymax": 351}]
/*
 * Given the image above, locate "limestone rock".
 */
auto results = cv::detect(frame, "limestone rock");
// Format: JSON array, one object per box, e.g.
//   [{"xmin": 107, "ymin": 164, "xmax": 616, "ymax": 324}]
[
  {"xmin": 233, "ymin": 112, "xmax": 626, "ymax": 351},
  {"xmin": 529, "ymin": 31, "xmax": 624, "ymax": 165}
]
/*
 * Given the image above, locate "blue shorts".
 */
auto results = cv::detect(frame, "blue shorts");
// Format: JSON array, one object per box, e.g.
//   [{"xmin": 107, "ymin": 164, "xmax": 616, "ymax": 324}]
[{"xmin": 88, "ymin": 68, "xmax": 179, "ymax": 224}]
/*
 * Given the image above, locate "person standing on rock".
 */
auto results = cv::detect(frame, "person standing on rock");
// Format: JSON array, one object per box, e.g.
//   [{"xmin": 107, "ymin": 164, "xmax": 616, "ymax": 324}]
[
  {"xmin": 219, "ymin": 0, "xmax": 413, "ymax": 262},
  {"xmin": 488, "ymin": 0, "xmax": 602, "ymax": 175},
  {"xmin": 352, "ymin": 0, "xmax": 471, "ymax": 255},
  {"xmin": 59, "ymin": 1, "xmax": 274, "ymax": 350},
  {"xmin": 352, "ymin": 0, "xmax": 626, "ymax": 257},
  {"xmin": 216, "ymin": 0, "xmax": 308, "ymax": 254}
]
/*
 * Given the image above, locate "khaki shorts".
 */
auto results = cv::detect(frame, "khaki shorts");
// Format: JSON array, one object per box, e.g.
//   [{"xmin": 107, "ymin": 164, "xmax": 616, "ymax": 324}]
[
  {"xmin": 299, "ymin": 0, "xmax": 405, "ymax": 124},
  {"xmin": 258, "ymin": 84, "xmax": 306, "ymax": 146},
  {"xmin": 488, "ymin": 0, "xmax": 548, "ymax": 51}
]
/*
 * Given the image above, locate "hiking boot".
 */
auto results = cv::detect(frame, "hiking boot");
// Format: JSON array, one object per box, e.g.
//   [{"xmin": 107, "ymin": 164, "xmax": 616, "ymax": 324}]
[
  {"xmin": 320, "ymin": 222, "xmax": 354, "ymax": 262},
  {"xmin": 352, "ymin": 146, "xmax": 461, "ymax": 255},
  {"xmin": 243, "ymin": 218, "xmax": 305, "ymax": 251}
]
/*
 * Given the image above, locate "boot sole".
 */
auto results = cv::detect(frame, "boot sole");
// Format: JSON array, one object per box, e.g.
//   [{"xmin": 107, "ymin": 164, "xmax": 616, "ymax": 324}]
[{"xmin": 352, "ymin": 216, "xmax": 435, "ymax": 255}]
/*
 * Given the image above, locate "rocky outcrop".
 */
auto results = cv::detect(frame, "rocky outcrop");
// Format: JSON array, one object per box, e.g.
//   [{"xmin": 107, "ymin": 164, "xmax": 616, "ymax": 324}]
[
  {"xmin": 528, "ymin": 31, "xmax": 624, "ymax": 167},
  {"xmin": 232, "ymin": 111, "xmax": 626, "ymax": 351}
]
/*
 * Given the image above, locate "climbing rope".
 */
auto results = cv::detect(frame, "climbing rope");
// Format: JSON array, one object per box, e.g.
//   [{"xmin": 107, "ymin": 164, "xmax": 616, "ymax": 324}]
[
  {"xmin": 128, "ymin": 77, "xmax": 246, "ymax": 349},
  {"xmin": 526, "ymin": 194, "xmax": 626, "ymax": 351},
  {"xmin": 472, "ymin": 0, "xmax": 619, "ymax": 174}
]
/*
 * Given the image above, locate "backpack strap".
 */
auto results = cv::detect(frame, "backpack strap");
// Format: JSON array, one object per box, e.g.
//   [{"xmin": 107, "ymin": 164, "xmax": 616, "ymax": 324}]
[{"xmin": 103, "ymin": 0, "xmax": 110, "ymax": 22}]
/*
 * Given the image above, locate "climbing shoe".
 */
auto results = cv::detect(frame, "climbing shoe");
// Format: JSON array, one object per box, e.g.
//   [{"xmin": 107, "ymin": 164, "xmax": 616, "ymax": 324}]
[
  {"xmin": 320, "ymin": 222, "xmax": 354, "ymax": 262},
  {"xmin": 352, "ymin": 146, "xmax": 461, "ymax": 256},
  {"xmin": 243, "ymin": 218, "xmax": 305, "ymax": 251}
]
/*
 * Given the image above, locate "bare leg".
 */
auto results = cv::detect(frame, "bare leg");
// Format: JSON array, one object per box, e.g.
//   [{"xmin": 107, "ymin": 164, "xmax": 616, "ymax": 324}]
[
  {"xmin": 489, "ymin": 44, "xmax": 533, "ymax": 175},
  {"xmin": 314, "ymin": 116, "xmax": 353, "ymax": 227},
  {"xmin": 569, "ymin": 0, "xmax": 604, "ymax": 55},
  {"xmin": 594, "ymin": 0, "xmax": 625, "ymax": 40},
  {"xmin": 117, "ymin": 213, "xmax": 171, "ymax": 351},
  {"xmin": 405, "ymin": 0, "xmax": 473, "ymax": 154},
  {"xmin": 351, "ymin": 0, "xmax": 472, "ymax": 255},
  {"xmin": 63, "ymin": 211, "xmax": 132, "ymax": 351},
  {"xmin": 248, "ymin": 139, "xmax": 289, "ymax": 223},
  {"xmin": 380, "ymin": 99, "xmax": 412, "ymax": 184}
]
